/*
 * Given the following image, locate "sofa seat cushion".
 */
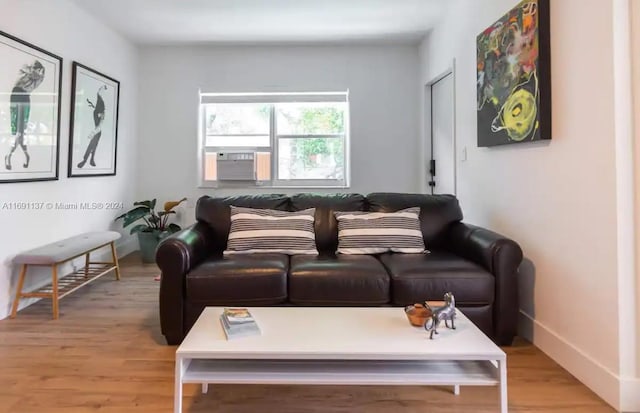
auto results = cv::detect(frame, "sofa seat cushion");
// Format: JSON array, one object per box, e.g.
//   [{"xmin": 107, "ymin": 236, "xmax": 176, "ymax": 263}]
[
  {"xmin": 289, "ymin": 255, "xmax": 390, "ymax": 305},
  {"xmin": 186, "ymin": 254, "xmax": 288, "ymax": 305},
  {"xmin": 379, "ymin": 251, "xmax": 494, "ymax": 306}
]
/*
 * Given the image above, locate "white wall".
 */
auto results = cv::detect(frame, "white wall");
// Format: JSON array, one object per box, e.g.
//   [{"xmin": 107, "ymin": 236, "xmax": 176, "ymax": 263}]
[
  {"xmin": 137, "ymin": 44, "xmax": 420, "ymax": 220},
  {"xmin": 631, "ymin": 0, "xmax": 640, "ymax": 405},
  {"xmin": 0, "ymin": 0, "xmax": 139, "ymax": 318},
  {"xmin": 419, "ymin": 0, "xmax": 635, "ymax": 410},
  {"xmin": 613, "ymin": 0, "xmax": 639, "ymax": 409}
]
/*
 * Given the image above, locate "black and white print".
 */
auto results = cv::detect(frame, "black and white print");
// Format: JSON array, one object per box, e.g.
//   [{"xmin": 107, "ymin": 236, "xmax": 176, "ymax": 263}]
[
  {"xmin": 0, "ymin": 30, "xmax": 62, "ymax": 183},
  {"xmin": 334, "ymin": 207, "xmax": 426, "ymax": 254},
  {"xmin": 225, "ymin": 206, "xmax": 318, "ymax": 255},
  {"xmin": 68, "ymin": 62, "xmax": 119, "ymax": 177}
]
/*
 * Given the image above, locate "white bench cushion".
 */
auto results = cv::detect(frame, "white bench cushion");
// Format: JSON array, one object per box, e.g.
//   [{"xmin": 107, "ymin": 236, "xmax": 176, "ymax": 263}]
[{"xmin": 13, "ymin": 231, "xmax": 121, "ymax": 265}]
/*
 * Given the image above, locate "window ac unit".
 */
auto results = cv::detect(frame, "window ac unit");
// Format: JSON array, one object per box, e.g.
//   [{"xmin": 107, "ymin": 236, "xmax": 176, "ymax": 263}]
[{"xmin": 216, "ymin": 152, "xmax": 256, "ymax": 181}]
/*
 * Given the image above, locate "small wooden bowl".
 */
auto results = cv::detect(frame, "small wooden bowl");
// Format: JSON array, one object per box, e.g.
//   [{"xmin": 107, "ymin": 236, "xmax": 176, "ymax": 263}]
[{"xmin": 404, "ymin": 303, "xmax": 432, "ymax": 327}]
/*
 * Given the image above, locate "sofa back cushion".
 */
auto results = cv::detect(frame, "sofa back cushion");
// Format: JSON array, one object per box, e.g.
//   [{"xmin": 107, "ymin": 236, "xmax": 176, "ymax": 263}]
[
  {"xmin": 290, "ymin": 193, "xmax": 366, "ymax": 254},
  {"xmin": 196, "ymin": 193, "xmax": 463, "ymax": 253},
  {"xmin": 366, "ymin": 193, "xmax": 463, "ymax": 247},
  {"xmin": 196, "ymin": 195, "xmax": 290, "ymax": 252}
]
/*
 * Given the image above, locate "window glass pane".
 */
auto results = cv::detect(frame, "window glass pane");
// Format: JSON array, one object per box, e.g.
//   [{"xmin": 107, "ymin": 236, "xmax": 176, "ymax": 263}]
[
  {"xmin": 276, "ymin": 102, "xmax": 346, "ymax": 135},
  {"xmin": 206, "ymin": 103, "xmax": 270, "ymax": 147},
  {"xmin": 278, "ymin": 137, "xmax": 344, "ymax": 180}
]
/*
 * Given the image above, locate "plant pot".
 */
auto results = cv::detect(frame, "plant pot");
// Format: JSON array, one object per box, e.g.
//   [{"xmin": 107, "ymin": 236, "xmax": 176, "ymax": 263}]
[{"xmin": 137, "ymin": 231, "xmax": 160, "ymax": 264}]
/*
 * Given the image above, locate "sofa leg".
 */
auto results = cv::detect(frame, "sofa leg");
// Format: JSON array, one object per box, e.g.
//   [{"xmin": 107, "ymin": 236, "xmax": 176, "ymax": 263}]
[
  {"xmin": 164, "ymin": 333, "xmax": 183, "ymax": 346},
  {"xmin": 495, "ymin": 334, "xmax": 516, "ymax": 346}
]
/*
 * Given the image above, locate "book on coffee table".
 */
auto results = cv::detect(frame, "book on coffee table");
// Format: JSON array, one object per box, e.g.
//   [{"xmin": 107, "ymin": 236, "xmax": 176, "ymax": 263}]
[
  {"xmin": 220, "ymin": 308, "xmax": 261, "ymax": 339},
  {"xmin": 223, "ymin": 308, "xmax": 255, "ymax": 324}
]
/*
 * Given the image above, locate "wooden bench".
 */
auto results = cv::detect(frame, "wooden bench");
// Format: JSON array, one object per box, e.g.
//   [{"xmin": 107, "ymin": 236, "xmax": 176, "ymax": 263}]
[{"xmin": 10, "ymin": 231, "xmax": 122, "ymax": 319}]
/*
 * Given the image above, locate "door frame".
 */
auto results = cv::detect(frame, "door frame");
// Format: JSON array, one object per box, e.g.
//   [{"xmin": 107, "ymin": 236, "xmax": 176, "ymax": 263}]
[{"xmin": 424, "ymin": 60, "xmax": 457, "ymax": 195}]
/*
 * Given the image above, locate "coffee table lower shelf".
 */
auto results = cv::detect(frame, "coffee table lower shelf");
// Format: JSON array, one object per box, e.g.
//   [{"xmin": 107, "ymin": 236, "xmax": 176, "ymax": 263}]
[{"xmin": 175, "ymin": 358, "xmax": 507, "ymax": 412}]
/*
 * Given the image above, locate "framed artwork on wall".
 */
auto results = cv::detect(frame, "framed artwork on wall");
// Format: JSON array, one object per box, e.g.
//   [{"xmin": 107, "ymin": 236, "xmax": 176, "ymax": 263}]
[
  {"xmin": 476, "ymin": 0, "xmax": 551, "ymax": 147},
  {"xmin": 68, "ymin": 62, "xmax": 120, "ymax": 177},
  {"xmin": 0, "ymin": 30, "xmax": 62, "ymax": 183}
]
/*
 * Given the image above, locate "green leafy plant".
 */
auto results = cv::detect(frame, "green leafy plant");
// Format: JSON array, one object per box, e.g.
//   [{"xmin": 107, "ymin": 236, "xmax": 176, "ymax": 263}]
[{"xmin": 115, "ymin": 198, "xmax": 186, "ymax": 236}]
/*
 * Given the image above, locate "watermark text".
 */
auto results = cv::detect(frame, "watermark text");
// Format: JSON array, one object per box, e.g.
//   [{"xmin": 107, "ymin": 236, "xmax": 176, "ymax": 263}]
[{"xmin": 1, "ymin": 201, "xmax": 125, "ymax": 211}]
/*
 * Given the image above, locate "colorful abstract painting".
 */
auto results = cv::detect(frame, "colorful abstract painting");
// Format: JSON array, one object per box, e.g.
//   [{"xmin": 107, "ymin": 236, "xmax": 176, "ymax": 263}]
[{"xmin": 477, "ymin": 0, "xmax": 550, "ymax": 147}]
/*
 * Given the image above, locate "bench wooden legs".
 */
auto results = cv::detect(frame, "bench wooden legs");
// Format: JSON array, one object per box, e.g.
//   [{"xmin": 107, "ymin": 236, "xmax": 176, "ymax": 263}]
[
  {"xmin": 51, "ymin": 265, "xmax": 59, "ymax": 320},
  {"xmin": 11, "ymin": 264, "xmax": 60, "ymax": 319},
  {"xmin": 110, "ymin": 241, "xmax": 121, "ymax": 281},
  {"xmin": 84, "ymin": 253, "xmax": 90, "ymax": 278},
  {"xmin": 10, "ymin": 264, "xmax": 28, "ymax": 319}
]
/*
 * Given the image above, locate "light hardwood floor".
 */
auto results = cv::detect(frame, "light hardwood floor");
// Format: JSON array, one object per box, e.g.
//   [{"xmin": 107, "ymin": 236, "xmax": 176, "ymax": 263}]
[{"xmin": 0, "ymin": 254, "xmax": 614, "ymax": 413}]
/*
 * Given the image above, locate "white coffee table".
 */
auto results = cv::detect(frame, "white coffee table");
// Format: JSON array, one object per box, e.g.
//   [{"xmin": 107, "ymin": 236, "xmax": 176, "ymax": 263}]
[{"xmin": 175, "ymin": 307, "xmax": 507, "ymax": 412}]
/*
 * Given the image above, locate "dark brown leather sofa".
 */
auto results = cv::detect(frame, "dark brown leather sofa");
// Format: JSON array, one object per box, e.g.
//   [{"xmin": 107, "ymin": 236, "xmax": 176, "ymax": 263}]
[{"xmin": 156, "ymin": 193, "xmax": 523, "ymax": 346}]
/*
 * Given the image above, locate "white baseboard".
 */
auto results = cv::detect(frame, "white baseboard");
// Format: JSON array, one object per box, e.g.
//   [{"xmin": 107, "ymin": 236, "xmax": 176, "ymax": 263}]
[
  {"xmin": 518, "ymin": 311, "xmax": 624, "ymax": 411},
  {"xmin": 115, "ymin": 236, "xmax": 138, "ymax": 258},
  {"xmin": 517, "ymin": 309, "xmax": 534, "ymax": 342},
  {"xmin": 621, "ymin": 377, "xmax": 640, "ymax": 412}
]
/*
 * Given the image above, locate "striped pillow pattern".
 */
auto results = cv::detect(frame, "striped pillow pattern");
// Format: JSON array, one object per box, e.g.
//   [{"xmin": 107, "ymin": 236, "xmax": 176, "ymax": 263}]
[
  {"xmin": 334, "ymin": 207, "xmax": 425, "ymax": 254},
  {"xmin": 225, "ymin": 206, "xmax": 318, "ymax": 255}
]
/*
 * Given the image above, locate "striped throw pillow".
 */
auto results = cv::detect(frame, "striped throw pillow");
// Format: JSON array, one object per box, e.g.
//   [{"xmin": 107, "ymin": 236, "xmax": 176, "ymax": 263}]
[
  {"xmin": 225, "ymin": 206, "xmax": 318, "ymax": 255},
  {"xmin": 334, "ymin": 207, "xmax": 425, "ymax": 254}
]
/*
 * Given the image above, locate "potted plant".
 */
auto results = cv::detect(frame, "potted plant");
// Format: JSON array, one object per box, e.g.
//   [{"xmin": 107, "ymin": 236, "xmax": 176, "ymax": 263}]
[{"xmin": 115, "ymin": 198, "xmax": 186, "ymax": 263}]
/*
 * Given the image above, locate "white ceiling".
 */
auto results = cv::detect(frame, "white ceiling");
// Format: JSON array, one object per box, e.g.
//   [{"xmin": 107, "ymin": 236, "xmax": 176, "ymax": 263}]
[{"xmin": 70, "ymin": 0, "xmax": 446, "ymax": 45}]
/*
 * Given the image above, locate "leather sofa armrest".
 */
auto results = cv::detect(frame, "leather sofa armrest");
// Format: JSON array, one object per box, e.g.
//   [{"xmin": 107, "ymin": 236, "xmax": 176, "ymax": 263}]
[
  {"xmin": 156, "ymin": 222, "xmax": 214, "ymax": 345},
  {"xmin": 443, "ymin": 222, "xmax": 523, "ymax": 345}
]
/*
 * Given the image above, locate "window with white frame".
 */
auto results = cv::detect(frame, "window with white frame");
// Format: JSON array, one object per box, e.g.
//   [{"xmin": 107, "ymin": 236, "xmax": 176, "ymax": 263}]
[{"xmin": 198, "ymin": 92, "xmax": 349, "ymax": 188}]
